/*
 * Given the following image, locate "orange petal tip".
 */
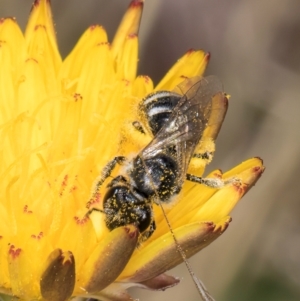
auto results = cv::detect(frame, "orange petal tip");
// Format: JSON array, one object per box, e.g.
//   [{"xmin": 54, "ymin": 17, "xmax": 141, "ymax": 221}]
[
  {"xmin": 31, "ymin": 0, "xmax": 50, "ymax": 10},
  {"xmin": 0, "ymin": 17, "xmax": 17, "ymax": 24},
  {"xmin": 224, "ymin": 157, "xmax": 265, "ymax": 184},
  {"xmin": 129, "ymin": 0, "xmax": 144, "ymax": 9},
  {"xmin": 205, "ymin": 52, "xmax": 211, "ymax": 62},
  {"xmin": 127, "ymin": 33, "xmax": 138, "ymax": 39},
  {"xmin": 214, "ymin": 217, "xmax": 232, "ymax": 232},
  {"xmin": 186, "ymin": 48, "xmax": 196, "ymax": 55}
]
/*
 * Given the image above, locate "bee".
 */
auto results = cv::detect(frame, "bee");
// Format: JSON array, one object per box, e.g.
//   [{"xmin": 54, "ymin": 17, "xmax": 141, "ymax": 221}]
[{"xmin": 87, "ymin": 76, "xmax": 227, "ymax": 240}]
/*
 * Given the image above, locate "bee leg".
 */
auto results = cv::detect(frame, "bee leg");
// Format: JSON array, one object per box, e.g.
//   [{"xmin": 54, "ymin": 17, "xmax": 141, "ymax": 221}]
[
  {"xmin": 192, "ymin": 151, "xmax": 212, "ymax": 160},
  {"xmin": 86, "ymin": 156, "xmax": 126, "ymax": 212},
  {"xmin": 97, "ymin": 156, "xmax": 126, "ymax": 186},
  {"xmin": 187, "ymin": 173, "xmax": 240, "ymax": 188},
  {"xmin": 132, "ymin": 120, "xmax": 146, "ymax": 134},
  {"xmin": 85, "ymin": 207, "xmax": 104, "ymax": 216},
  {"xmin": 186, "ymin": 173, "xmax": 226, "ymax": 188}
]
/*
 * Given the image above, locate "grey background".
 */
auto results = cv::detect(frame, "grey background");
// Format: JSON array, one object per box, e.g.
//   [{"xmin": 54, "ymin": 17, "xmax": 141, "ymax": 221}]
[{"xmin": 1, "ymin": 1, "xmax": 300, "ymax": 300}]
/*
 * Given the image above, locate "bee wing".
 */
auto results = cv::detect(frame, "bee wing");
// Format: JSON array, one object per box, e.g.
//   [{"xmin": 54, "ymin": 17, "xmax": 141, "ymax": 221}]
[{"xmin": 141, "ymin": 76, "xmax": 223, "ymax": 180}]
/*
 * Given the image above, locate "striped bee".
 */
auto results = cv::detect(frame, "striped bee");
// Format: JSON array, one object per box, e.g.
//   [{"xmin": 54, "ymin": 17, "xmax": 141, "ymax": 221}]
[
  {"xmin": 87, "ymin": 76, "xmax": 227, "ymax": 240},
  {"xmin": 86, "ymin": 76, "xmax": 233, "ymax": 301}
]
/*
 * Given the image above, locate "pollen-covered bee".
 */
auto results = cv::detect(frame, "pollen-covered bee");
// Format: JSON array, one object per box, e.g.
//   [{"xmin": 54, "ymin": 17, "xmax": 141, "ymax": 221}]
[{"xmin": 87, "ymin": 76, "xmax": 227, "ymax": 240}]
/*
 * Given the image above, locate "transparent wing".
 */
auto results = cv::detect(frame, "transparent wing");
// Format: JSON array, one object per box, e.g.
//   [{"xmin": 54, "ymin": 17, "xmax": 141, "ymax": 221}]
[{"xmin": 140, "ymin": 75, "xmax": 223, "ymax": 184}]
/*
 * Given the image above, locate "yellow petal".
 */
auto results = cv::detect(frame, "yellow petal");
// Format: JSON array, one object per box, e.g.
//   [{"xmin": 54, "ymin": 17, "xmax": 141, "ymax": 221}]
[
  {"xmin": 119, "ymin": 221, "xmax": 228, "ymax": 282},
  {"xmin": 189, "ymin": 92, "xmax": 229, "ymax": 175},
  {"xmin": 0, "ymin": 18, "xmax": 25, "ymax": 63},
  {"xmin": 150, "ymin": 158, "xmax": 264, "ymax": 240},
  {"xmin": 115, "ymin": 34, "xmax": 138, "ymax": 81},
  {"xmin": 0, "ymin": 18, "xmax": 25, "ymax": 122},
  {"xmin": 26, "ymin": 0, "xmax": 56, "ymax": 44},
  {"xmin": 132, "ymin": 75, "xmax": 154, "ymax": 99},
  {"xmin": 8, "ymin": 244, "xmax": 39, "ymax": 299},
  {"xmin": 193, "ymin": 158, "xmax": 265, "ymax": 222},
  {"xmin": 202, "ymin": 93, "xmax": 228, "ymax": 141},
  {"xmin": 223, "ymin": 157, "xmax": 264, "ymax": 182},
  {"xmin": 119, "ymin": 75, "xmax": 154, "ymax": 155},
  {"xmin": 53, "ymin": 214, "xmax": 98, "ymax": 273},
  {"xmin": 0, "ymin": 204, "xmax": 10, "ymax": 289},
  {"xmin": 155, "ymin": 50, "xmax": 210, "ymax": 90},
  {"xmin": 111, "ymin": 0, "xmax": 143, "ymax": 59},
  {"xmin": 25, "ymin": 0, "xmax": 62, "ymax": 85},
  {"xmin": 76, "ymin": 42, "xmax": 115, "ymax": 117},
  {"xmin": 59, "ymin": 25, "xmax": 108, "ymax": 88},
  {"xmin": 79, "ymin": 225, "xmax": 138, "ymax": 294},
  {"xmin": 16, "ymin": 58, "xmax": 47, "ymax": 112}
]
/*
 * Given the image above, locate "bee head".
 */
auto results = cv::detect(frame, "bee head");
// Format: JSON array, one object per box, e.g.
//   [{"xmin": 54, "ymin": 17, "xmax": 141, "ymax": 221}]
[{"xmin": 103, "ymin": 179, "xmax": 152, "ymax": 234}]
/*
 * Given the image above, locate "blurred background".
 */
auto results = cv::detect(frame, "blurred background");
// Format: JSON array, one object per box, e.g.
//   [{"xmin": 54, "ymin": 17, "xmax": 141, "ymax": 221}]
[{"xmin": 1, "ymin": 0, "xmax": 299, "ymax": 300}]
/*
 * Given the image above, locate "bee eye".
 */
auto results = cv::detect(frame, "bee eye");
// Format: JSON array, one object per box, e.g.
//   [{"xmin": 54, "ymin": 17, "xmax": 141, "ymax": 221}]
[{"xmin": 132, "ymin": 121, "xmax": 146, "ymax": 134}]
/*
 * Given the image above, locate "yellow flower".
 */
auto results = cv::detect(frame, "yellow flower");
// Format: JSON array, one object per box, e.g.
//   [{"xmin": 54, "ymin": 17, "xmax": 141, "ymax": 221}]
[{"xmin": 0, "ymin": 1, "xmax": 264, "ymax": 301}]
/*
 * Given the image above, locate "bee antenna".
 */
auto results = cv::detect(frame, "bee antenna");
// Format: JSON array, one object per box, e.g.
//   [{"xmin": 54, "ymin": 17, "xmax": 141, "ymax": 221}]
[{"xmin": 157, "ymin": 202, "xmax": 216, "ymax": 301}]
